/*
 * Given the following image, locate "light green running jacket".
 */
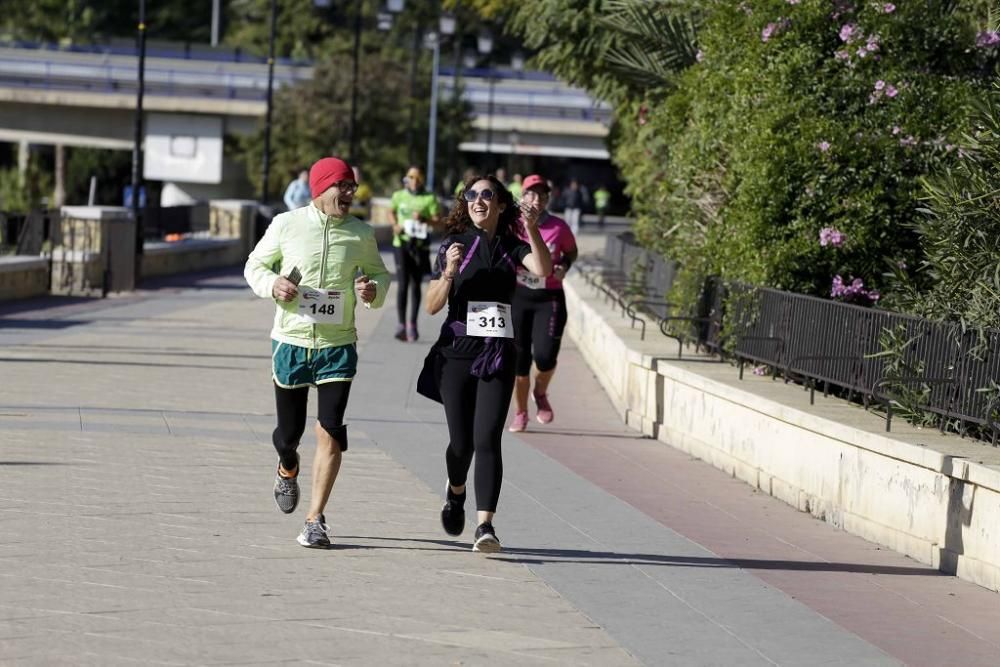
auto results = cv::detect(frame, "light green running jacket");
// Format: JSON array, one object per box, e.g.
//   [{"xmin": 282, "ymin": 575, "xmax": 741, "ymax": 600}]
[{"xmin": 244, "ymin": 203, "xmax": 391, "ymax": 349}]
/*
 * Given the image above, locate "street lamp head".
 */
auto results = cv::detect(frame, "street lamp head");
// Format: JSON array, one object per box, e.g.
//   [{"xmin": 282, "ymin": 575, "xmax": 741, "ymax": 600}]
[
  {"xmin": 463, "ymin": 50, "xmax": 478, "ymax": 69},
  {"xmin": 376, "ymin": 12, "xmax": 393, "ymax": 31},
  {"xmin": 511, "ymin": 51, "xmax": 525, "ymax": 72},
  {"xmin": 387, "ymin": 0, "xmax": 405, "ymax": 12},
  {"xmin": 439, "ymin": 14, "xmax": 456, "ymax": 36},
  {"xmin": 477, "ymin": 30, "xmax": 493, "ymax": 55}
]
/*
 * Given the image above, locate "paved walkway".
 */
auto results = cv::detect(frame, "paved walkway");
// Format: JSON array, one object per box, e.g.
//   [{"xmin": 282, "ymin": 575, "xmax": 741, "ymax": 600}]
[{"xmin": 1, "ymin": 251, "xmax": 999, "ymax": 666}]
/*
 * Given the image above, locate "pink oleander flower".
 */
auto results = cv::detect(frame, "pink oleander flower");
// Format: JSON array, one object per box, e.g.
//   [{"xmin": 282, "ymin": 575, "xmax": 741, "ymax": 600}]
[
  {"xmin": 817, "ymin": 140, "xmax": 832, "ymax": 152},
  {"xmin": 976, "ymin": 31, "xmax": 1000, "ymax": 48},
  {"xmin": 820, "ymin": 227, "xmax": 846, "ymax": 248},
  {"xmin": 834, "ymin": 49, "xmax": 850, "ymax": 60},
  {"xmin": 762, "ymin": 23, "xmax": 777, "ymax": 42},
  {"xmin": 840, "ymin": 23, "xmax": 860, "ymax": 43},
  {"xmin": 891, "ymin": 125, "xmax": 901, "ymax": 135},
  {"xmin": 874, "ymin": 79, "xmax": 885, "ymax": 91},
  {"xmin": 881, "ymin": 3, "xmax": 895, "ymax": 13},
  {"xmin": 831, "ymin": 275, "xmax": 879, "ymax": 305},
  {"xmin": 885, "ymin": 84, "xmax": 898, "ymax": 98}
]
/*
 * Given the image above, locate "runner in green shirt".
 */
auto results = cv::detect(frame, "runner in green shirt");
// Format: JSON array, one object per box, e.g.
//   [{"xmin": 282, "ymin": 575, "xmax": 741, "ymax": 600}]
[
  {"xmin": 594, "ymin": 185, "xmax": 611, "ymax": 227},
  {"xmin": 390, "ymin": 166, "xmax": 441, "ymax": 341}
]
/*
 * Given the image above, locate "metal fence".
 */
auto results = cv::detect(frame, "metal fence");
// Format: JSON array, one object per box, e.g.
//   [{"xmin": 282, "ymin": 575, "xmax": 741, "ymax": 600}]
[
  {"xmin": 593, "ymin": 233, "xmax": 1000, "ymax": 443},
  {"xmin": 0, "ymin": 209, "xmax": 56, "ymax": 255}
]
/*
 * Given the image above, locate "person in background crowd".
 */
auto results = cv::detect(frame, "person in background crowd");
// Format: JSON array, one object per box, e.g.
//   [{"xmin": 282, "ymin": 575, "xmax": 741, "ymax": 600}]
[
  {"xmin": 508, "ymin": 174, "xmax": 577, "ymax": 432},
  {"xmin": 245, "ymin": 156, "xmax": 391, "ymax": 548},
  {"xmin": 593, "ymin": 184, "xmax": 611, "ymax": 228},
  {"xmin": 418, "ymin": 174, "xmax": 552, "ymax": 553},
  {"xmin": 560, "ymin": 179, "xmax": 587, "ymax": 235},
  {"xmin": 454, "ymin": 167, "xmax": 478, "ymax": 196},
  {"xmin": 348, "ymin": 166, "xmax": 373, "ymax": 220},
  {"xmin": 508, "ymin": 173, "xmax": 523, "ymax": 201},
  {"xmin": 389, "ymin": 166, "xmax": 441, "ymax": 342},
  {"xmin": 494, "ymin": 168, "xmax": 509, "ymax": 191},
  {"xmin": 283, "ymin": 169, "xmax": 311, "ymax": 211}
]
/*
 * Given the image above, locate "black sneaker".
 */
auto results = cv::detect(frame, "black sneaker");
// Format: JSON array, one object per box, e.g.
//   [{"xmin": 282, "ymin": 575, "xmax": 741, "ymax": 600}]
[
  {"xmin": 296, "ymin": 519, "xmax": 331, "ymax": 548},
  {"xmin": 472, "ymin": 522, "xmax": 501, "ymax": 553},
  {"xmin": 273, "ymin": 460, "xmax": 300, "ymax": 514},
  {"xmin": 441, "ymin": 484, "xmax": 466, "ymax": 536}
]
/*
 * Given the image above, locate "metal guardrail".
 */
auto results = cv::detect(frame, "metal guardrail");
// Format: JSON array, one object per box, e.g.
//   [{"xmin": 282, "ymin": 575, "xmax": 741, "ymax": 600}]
[
  {"xmin": 0, "ymin": 39, "xmax": 309, "ymax": 66},
  {"xmin": 591, "ymin": 233, "xmax": 1000, "ymax": 442}
]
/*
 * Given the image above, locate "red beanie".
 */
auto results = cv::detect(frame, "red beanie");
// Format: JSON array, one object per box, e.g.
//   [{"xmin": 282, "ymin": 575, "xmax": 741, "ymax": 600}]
[{"xmin": 309, "ymin": 157, "xmax": 355, "ymax": 198}]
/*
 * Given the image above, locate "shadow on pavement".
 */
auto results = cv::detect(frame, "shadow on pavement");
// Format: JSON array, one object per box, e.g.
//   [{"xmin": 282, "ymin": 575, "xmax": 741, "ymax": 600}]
[
  {"xmin": 0, "ymin": 461, "xmax": 71, "ymax": 466},
  {"xmin": 337, "ymin": 535, "xmax": 942, "ymax": 576},
  {"xmin": 138, "ymin": 266, "xmax": 247, "ymax": 291}
]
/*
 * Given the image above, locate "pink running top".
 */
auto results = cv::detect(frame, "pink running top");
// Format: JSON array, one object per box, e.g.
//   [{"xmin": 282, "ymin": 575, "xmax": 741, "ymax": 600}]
[{"xmin": 515, "ymin": 213, "xmax": 577, "ymax": 291}]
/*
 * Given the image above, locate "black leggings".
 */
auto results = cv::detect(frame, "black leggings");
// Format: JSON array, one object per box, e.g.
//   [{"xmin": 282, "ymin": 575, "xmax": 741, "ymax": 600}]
[
  {"xmin": 272, "ymin": 382, "xmax": 352, "ymax": 471},
  {"xmin": 513, "ymin": 290, "xmax": 568, "ymax": 376},
  {"xmin": 439, "ymin": 355, "xmax": 515, "ymax": 512},
  {"xmin": 395, "ymin": 247, "xmax": 426, "ymax": 325}
]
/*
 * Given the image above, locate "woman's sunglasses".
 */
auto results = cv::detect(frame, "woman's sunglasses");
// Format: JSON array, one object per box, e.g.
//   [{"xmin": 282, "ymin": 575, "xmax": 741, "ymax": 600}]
[{"xmin": 463, "ymin": 188, "xmax": 495, "ymax": 203}]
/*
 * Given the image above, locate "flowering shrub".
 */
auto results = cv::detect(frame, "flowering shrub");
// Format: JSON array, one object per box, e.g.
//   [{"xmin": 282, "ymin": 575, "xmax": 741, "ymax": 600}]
[{"xmin": 618, "ymin": 0, "xmax": 993, "ymax": 308}]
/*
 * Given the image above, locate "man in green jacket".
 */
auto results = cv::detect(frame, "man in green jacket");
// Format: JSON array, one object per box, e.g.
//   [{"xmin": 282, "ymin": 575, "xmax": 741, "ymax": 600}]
[{"xmin": 245, "ymin": 156, "xmax": 391, "ymax": 548}]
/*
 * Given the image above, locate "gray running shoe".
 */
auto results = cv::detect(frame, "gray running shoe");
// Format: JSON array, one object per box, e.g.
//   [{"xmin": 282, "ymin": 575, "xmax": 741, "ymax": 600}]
[
  {"xmin": 472, "ymin": 522, "xmax": 501, "ymax": 553},
  {"xmin": 273, "ymin": 465, "xmax": 300, "ymax": 514},
  {"xmin": 297, "ymin": 519, "xmax": 331, "ymax": 548}
]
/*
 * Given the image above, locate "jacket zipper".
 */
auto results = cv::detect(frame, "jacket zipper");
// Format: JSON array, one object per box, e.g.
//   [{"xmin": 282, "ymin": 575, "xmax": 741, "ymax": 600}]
[{"xmin": 316, "ymin": 215, "xmax": 330, "ymax": 348}]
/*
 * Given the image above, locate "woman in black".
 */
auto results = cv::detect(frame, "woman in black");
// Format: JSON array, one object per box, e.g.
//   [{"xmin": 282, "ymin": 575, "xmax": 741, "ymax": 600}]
[{"xmin": 421, "ymin": 175, "xmax": 552, "ymax": 552}]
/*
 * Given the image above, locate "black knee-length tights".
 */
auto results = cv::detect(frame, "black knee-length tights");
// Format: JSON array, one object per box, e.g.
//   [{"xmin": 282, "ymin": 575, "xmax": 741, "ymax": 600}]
[{"xmin": 438, "ymin": 355, "xmax": 515, "ymax": 512}]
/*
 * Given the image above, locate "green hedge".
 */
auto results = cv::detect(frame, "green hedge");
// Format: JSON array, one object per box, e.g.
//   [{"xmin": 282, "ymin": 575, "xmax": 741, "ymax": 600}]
[{"xmin": 617, "ymin": 0, "xmax": 991, "ymax": 307}]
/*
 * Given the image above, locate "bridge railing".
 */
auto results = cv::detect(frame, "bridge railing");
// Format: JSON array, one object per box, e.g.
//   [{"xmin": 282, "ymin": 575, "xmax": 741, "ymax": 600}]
[{"xmin": 599, "ymin": 233, "xmax": 1000, "ymax": 443}]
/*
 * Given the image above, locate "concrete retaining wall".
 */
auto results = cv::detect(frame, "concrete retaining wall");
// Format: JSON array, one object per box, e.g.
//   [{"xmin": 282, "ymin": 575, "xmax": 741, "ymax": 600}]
[
  {"xmin": 564, "ymin": 277, "xmax": 1000, "ymax": 593},
  {"xmin": 0, "ymin": 256, "xmax": 48, "ymax": 300},
  {"xmin": 141, "ymin": 238, "xmax": 243, "ymax": 278}
]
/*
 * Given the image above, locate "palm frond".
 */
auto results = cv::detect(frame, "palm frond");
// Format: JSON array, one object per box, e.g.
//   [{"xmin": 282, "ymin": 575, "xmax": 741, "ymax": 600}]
[{"xmin": 598, "ymin": 0, "xmax": 700, "ymax": 92}]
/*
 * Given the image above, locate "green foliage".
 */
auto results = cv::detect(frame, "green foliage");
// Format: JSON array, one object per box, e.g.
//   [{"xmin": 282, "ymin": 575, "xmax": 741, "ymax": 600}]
[
  {"xmin": 239, "ymin": 49, "xmax": 472, "ymax": 198},
  {"xmin": 65, "ymin": 147, "xmax": 133, "ymax": 206},
  {"xmin": 888, "ymin": 83, "xmax": 1000, "ymax": 330},
  {"xmin": 615, "ymin": 0, "xmax": 988, "ymax": 307},
  {"xmin": 868, "ymin": 324, "xmax": 936, "ymax": 427},
  {"xmin": 0, "ymin": 0, "xmax": 215, "ymax": 44},
  {"xmin": 0, "ymin": 158, "xmax": 52, "ymax": 214}
]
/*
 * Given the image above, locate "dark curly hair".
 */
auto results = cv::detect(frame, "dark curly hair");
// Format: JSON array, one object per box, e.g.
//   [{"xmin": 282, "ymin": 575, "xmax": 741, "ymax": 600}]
[{"xmin": 445, "ymin": 174, "xmax": 520, "ymax": 238}]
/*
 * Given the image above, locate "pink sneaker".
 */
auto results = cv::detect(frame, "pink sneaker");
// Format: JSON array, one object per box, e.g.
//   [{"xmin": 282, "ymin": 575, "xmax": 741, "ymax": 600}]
[
  {"xmin": 534, "ymin": 393, "xmax": 554, "ymax": 424},
  {"xmin": 508, "ymin": 410, "xmax": 529, "ymax": 432}
]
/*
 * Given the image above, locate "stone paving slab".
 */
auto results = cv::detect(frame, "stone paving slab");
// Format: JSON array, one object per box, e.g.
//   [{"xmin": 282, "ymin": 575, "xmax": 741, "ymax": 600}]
[
  {"xmin": 3, "ymin": 257, "xmax": 997, "ymax": 666},
  {"xmin": 0, "ymin": 273, "xmax": 637, "ymax": 666}
]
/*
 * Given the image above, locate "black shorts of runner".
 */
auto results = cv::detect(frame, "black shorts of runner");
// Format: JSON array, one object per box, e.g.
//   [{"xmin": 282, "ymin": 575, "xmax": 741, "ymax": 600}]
[{"xmin": 512, "ymin": 287, "xmax": 568, "ymax": 376}]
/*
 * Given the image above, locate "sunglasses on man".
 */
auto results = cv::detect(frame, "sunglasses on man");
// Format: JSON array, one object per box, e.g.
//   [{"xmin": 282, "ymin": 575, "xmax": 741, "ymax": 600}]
[
  {"xmin": 463, "ymin": 188, "xmax": 495, "ymax": 202},
  {"xmin": 334, "ymin": 181, "xmax": 358, "ymax": 194}
]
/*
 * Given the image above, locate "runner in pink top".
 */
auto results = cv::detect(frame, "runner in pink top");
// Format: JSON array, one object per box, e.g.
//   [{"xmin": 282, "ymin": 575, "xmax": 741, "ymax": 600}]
[{"xmin": 509, "ymin": 174, "xmax": 578, "ymax": 432}]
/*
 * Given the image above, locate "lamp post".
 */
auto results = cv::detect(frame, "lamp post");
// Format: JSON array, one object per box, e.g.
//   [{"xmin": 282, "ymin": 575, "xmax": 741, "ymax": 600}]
[
  {"xmin": 477, "ymin": 29, "xmax": 494, "ymax": 167},
  {"xmin": 424, "ymin": 14, "xmax": 455, "ymax": 192},
  {"xmin": 349, "ymin": 0, "xmax": 362, "ymax": 162},
  {"xmin": 425, "ymin": 33, "xmax": 441, "ymax": 192},
  {"xmin": 128, "ymin": 0, "xmax": 147, "ymax": 293},
  {"xmin": 260, "ymin": 0, "xmax": 278, "ymax": 203}
]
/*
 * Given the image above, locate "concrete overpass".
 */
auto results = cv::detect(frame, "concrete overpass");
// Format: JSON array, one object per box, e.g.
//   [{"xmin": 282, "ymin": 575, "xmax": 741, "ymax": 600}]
[{"xmin": 0, "ymin": 44, "xmax": 612, "ymax": 200}]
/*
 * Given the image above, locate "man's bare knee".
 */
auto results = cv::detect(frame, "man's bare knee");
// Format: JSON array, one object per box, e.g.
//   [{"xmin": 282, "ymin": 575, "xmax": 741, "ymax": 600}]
[{"xmin": 315, "ymin": 421, "xmax": 348, "ymax": 452}]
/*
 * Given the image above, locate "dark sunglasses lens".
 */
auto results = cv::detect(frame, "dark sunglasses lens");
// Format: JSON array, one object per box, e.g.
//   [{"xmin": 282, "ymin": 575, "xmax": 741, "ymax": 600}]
[{"xmin": 463, "ymin": 188, "xmax": 496, "ymax": 203}]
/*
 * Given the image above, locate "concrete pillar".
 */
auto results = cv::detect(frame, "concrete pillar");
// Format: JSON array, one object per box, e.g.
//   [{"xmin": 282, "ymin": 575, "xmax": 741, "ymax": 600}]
[
  {"xmin": 52, "ymin": 144, "xmax": 66, "ymax": 209},
  {"xmin": 16, "ymin": 140, "xmax": 29, "ymax": 188}
]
